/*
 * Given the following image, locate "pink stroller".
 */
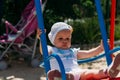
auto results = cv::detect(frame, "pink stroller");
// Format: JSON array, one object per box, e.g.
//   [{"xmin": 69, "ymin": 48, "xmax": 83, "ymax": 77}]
[{"xmin": 0, "ymin": 0, "xmax": 47, "ymax": 70}]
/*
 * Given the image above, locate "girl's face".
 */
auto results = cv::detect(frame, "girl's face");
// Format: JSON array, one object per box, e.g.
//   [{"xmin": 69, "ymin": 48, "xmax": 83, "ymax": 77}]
[{"xmin": 54, "ymin": 30, "xmax": 72, "ymax": 49}]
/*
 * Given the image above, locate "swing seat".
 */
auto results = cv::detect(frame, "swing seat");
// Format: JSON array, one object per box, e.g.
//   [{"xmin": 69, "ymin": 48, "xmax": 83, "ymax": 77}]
[
  {"xmin": 109, "ymin": 77, "xmax": 120, "ymax": 80},
  {"xmin": 47, "ymin": 69, "xmax": 120, "ymax": 80},
  {"xmin": 83, "ymin": 77, "xmax": 120, "ymax": 80},
  {"xmin": 48, "ymin": 69, "xmax": 74, "ymax": 80}
]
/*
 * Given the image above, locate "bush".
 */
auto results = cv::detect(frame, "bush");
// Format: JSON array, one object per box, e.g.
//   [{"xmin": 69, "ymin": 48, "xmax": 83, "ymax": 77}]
[
  {"xmin": 115, "ymin": 23, "xmax": 120, "ymax": 40},
  {"xmin": 66, "ymin": 17, "xmax": 101, "ymax": 44}
]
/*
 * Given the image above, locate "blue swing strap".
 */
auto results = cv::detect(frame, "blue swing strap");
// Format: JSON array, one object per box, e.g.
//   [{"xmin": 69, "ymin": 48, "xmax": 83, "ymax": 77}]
[
  {"xmin": 34, "ymin": 0, "xmax": 50, "ymax": 74},
  {"xmin": 77, "ymin": 46, "xmax": 120, "ymax": 64},
  {"xmin": 46, "ymin": 54, "xmax": 66, "ymax": 80},
  {"xmin": 39, "ymin": 53, "xmax": 68, "ymax": 80},
  {"xmin": 40, "ymin": 46, "xmax": 120, "ymax": 65},
  {"xmin": 95, "ymin": 0, "xmax": 112, "ymax": 65},
  {"xmin": 35, "ymin": 0, "xmax": 66, "ymax": 80}
]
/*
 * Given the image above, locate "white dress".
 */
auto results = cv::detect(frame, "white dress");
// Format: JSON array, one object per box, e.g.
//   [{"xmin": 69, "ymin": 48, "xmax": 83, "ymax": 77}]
[{"xmin": 49, "ymin": 46, "xmax": 83, "ymax": 80}]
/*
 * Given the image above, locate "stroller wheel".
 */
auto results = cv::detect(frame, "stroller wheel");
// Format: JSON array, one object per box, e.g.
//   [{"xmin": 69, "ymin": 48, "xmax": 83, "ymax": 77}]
[
  {"xmin": 0, "ymin": 60, "xmax": 8, "ymax": 70},
  {"xmin": 31, "ymin": 58, "xmax": 40, "ymax": 68}
]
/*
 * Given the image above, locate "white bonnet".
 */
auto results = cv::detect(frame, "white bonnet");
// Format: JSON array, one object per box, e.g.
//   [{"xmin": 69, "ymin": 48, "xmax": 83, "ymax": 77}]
[{"xmin": 48, "ymin": 22, "xmax": 73, "ymax": 45}]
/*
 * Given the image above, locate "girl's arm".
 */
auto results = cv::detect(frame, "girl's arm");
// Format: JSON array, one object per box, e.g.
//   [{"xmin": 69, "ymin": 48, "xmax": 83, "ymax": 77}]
[{"xmin": 77, "ymin": 41, "xmax": 104, "ymax": 59}]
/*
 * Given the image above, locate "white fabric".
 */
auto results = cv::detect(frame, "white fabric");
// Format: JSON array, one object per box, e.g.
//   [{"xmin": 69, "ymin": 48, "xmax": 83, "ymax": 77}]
[
  {"xmin": 49, "ymin": 46, "xmax": 82, "ymax": 80},
  {"xmin": 48, "ymin": 22, "xmax": 72, "ymax": 45}
]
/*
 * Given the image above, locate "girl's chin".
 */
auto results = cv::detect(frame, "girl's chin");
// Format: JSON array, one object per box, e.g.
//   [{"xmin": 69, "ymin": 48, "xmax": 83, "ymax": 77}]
[
  {"xmin": 56, "ymin": 45, "xmax": 71, "ymax": 50},
  {"xmin": 60, "ymin": 47, "xmax": 70, "ymax": 50}
]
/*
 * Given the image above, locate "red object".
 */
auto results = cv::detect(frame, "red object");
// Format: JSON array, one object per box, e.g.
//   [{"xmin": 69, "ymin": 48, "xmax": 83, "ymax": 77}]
[
  {"xmin": 109, "ymin": 77, "xmax": 120, "ymax": 80},
  {"xmin": 110, "ymin": 0, "xmax": 116, "ymax": 50}
]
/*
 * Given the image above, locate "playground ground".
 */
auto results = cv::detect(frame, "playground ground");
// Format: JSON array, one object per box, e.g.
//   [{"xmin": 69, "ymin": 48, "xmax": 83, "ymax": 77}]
[
  {"xmin": 0, "ymin": 60, "xmax": 46, "ymax": 80},
  {"xmin": 0, "ymin": 57, "xmax": 107, "ymax": 80},
  {"xmin": 0, "ymin": 52, "xmax": 120, "ymax": 80}
]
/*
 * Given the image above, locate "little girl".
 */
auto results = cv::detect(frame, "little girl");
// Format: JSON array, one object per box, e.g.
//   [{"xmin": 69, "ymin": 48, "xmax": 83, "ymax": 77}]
[{"xmin": 38, "ymin": 22, "xmax": 120, "ymax": 80}]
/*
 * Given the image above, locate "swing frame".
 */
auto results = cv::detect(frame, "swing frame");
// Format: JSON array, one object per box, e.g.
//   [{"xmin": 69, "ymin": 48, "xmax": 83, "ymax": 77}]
[{"xmin": 35, "ymin": 0, "xmax": 120, "ymax": 79}]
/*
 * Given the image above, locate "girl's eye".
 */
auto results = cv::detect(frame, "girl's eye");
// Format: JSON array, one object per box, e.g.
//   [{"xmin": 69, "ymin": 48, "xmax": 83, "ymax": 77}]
[
  {"xmin": 66, "ymin": 38, "xmax": 70, "ymax": 41},
  {"xmin": 58, "ymin": 38, "xmax": 63, "ymax": 41},
  {"xmin": 58, "ymin": 38, "xmax": 71, "ymax": 41}
]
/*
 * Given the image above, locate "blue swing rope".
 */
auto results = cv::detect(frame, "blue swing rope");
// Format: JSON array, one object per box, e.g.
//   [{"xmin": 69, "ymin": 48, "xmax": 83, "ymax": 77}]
[
  {"xmin": 77, "ymin": 0, "xmax": 113, "ymax": 65},
  {"xmin": 94, "ymin": 0, "xmax": 112, "ymax": 65},
  {"xmin": 34, "ymin": 0, "xmax": 66, "ymax": 80},
  {"xmin": 34, "ymin": 0, "xmax": 50, "ymax": 73},
  {"xmin": 78, "ymin": 0, "xmax": 120, "ymax": 65},
  {"xmin": 78, "ymin": 0, "xmax": 114, "ymax": 65},
  {"xmin": 77, "ymin": 47, "xmax": 120, "ymax": 64},
  {"xmin": 78, "ymin": 0, "xmax": 113, "ymax": 65}
]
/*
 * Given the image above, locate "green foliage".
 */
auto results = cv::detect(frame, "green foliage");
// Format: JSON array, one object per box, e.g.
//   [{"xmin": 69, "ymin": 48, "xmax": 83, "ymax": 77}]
[
  {"xmin": 1, "ymin": 0, "xmax": 120, "ymax": 44},
  {"xmin": 77, "ymin": 0, "xmax": 95, "ymax": 18},
  {"xmin": 115, "ymin": 23, "xmax": 120, "ymax": 40},
  {"xmin": 2, "ymin": 0, "xmax": 30, "ymax": 24},
  {"xmin": 67, "ymin": 17, "xmax": 101, "ymax": 44},
  {"xmin": 0, "ymin": 0, "xmax": 29, "ymax": 35},
  {"xmin": 43, "ymin": 0, "xmax": 96, "ymax": 37}
]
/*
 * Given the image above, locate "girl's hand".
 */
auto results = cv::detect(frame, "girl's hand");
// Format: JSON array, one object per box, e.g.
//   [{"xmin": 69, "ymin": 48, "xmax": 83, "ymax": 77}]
[
  {"xmin": 37, "ymin": 28, "xmax": 42, "ymax": 39},
  {"xmin": 37, "ymin": 28, "xmax": 46, "ymax": 39},
  {"xmin": 99, "ymin": 39, "xmax": 110, "ymax": 51},
  {"xmin": 99, "ymin": 40, "xmax": 104, "ymax": 52}
]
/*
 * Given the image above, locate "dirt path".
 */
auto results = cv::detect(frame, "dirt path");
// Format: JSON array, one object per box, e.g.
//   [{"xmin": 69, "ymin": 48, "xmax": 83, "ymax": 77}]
[{"xmin": 0, "ymin": 60, "xmax": 46, "ymax": 80}]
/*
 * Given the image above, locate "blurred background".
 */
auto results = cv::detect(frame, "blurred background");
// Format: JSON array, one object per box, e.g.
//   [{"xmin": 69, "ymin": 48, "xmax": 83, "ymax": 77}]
[{"xmin": 0, "ymin": 0, "xmax": 120, "ymax": 48}]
